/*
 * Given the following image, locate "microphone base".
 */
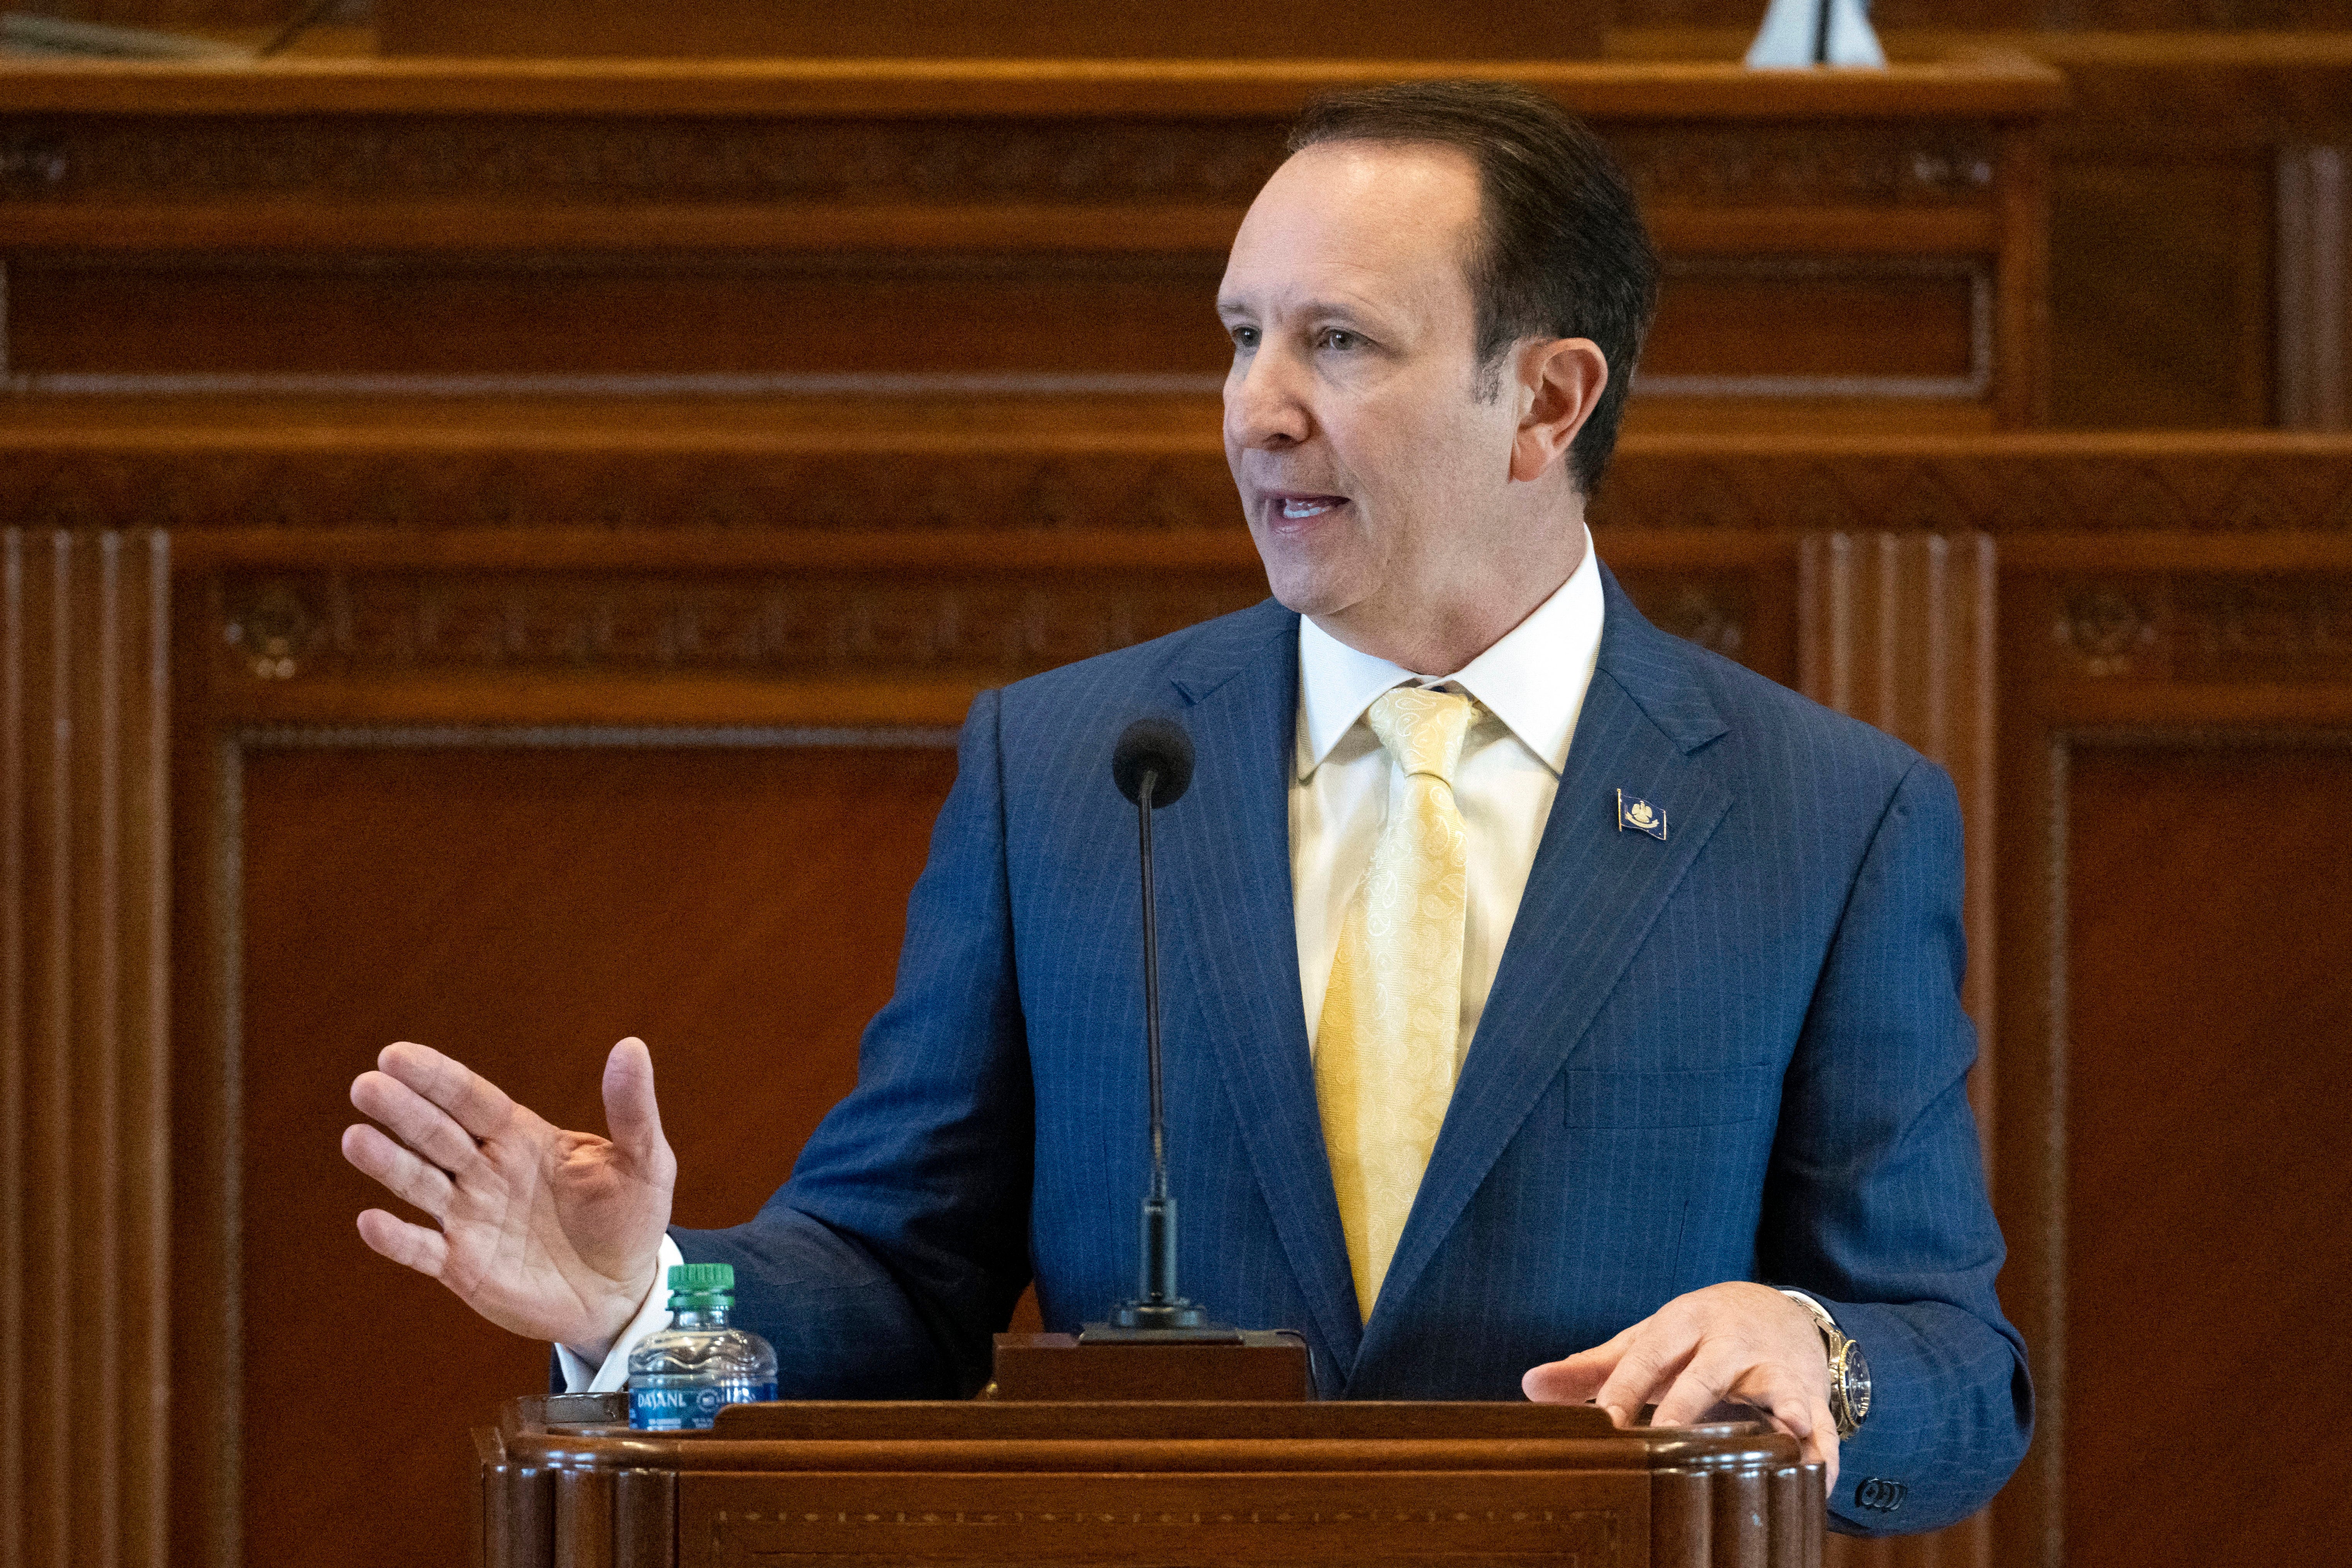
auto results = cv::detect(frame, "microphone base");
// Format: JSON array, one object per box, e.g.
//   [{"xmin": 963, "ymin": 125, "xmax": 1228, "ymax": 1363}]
[
  {"xmin": 1079, "ymin": 1319, "xmax": 1244, "ymax": 1344},
  {"xmin": 1091, "ymin": 1298, "xmax": 1238, "ymax": 1339}
]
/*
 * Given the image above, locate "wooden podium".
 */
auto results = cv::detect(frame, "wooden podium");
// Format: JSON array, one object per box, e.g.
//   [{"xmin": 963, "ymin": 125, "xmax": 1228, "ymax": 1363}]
[{"xmin": 475, "ymin": 1394, "xmax": 1823, "ymax": 1568}]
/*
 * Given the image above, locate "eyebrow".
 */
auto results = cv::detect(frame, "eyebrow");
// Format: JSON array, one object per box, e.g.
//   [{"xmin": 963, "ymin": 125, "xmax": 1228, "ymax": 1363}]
[{"xmin": 1216, "ymin": 297, "xmax": 1382, "ymax": 327}]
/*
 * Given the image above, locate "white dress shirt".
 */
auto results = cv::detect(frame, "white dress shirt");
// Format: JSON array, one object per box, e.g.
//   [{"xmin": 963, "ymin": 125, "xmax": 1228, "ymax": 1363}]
[
  {"xmin": 563, "ymin": 532, "xmax": 1626, "ymax": 1391},
  {"xmin": 1292, "ymin": 530, "xmax": 1604, "ymax": 1059}
]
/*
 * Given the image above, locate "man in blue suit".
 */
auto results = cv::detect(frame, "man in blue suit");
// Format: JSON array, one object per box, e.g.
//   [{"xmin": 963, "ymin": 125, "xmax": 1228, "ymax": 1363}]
[{"xmin": 343, "ymin": 82, "xmax": 2030, "ymax": 1536}]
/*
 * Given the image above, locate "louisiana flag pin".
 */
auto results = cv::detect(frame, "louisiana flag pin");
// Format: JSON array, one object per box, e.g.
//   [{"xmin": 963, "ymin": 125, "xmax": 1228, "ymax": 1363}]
[{"xmin": 1616, "ymin": 789, "xmax": 1667, "ymax": 841}]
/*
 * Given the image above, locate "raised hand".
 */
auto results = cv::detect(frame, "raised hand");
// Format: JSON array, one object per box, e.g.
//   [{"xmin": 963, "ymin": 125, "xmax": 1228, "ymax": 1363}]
[
  {"xmin": 1521, "ymin": 1281, "xmax": 1840, "ymax": 1490},
  {"xmin": 342, "ymin": 1036, "xmax": 677, "ymax": 1361}
]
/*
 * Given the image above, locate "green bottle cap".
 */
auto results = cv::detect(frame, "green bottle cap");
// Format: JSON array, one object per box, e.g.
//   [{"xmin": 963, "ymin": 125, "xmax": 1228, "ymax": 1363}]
[{"xmin": 668, "ymin": 1262, "xmax": 735, "ymax": 1293}]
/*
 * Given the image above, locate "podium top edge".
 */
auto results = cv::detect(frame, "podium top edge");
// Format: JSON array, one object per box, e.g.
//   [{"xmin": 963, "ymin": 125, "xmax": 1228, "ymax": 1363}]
[{"xmin": 497, "ymin": 1397, "xmax": 1804, "ymax": 1475}]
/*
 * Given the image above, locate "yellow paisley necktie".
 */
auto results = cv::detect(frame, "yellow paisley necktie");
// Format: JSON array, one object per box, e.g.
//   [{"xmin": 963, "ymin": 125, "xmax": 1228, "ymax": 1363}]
[{"xmin": 1315, "ymin": 685, "xmax": 1474, "ymax": 1321}]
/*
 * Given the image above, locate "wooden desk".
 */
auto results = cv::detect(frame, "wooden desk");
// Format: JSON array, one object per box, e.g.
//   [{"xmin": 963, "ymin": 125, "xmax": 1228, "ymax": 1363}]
[{"xmin": 477, "ymin": 1396, "xmax": 1822, "ymax": 1568}]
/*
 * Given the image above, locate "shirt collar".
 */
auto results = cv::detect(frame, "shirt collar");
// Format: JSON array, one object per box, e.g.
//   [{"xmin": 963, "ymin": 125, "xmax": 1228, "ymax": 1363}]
[{"xmin": 1296, "ymin": 525, "xmax": 1605, "ymax": 779}]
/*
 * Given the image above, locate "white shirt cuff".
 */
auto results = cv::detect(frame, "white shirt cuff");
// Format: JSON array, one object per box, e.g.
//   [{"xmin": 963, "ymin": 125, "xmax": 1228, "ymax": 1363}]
[
  {"xmin": 554, "ymin": 1233, "xmax": 684, "ymax": 1393},
  {"xmin": 1779, "ymin": 1288, "xmax": 1839, "ymax": 1332}
]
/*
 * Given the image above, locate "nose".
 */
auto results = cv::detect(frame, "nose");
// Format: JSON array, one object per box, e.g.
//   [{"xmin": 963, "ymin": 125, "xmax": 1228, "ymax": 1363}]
[{"xmin": 1224, "ymin": 343, "xmax": 1312, "ymax": 451}]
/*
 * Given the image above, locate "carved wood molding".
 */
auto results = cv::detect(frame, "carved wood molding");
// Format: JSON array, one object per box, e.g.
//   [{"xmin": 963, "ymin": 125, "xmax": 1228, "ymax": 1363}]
[
  {"xmin": 7, "ymin": 429, "xmax": 2352, "ymax": 534},
  {"xmin": 1604, "ymin": 444, "xmax": 2352, "ymax": 533},
  {"xmin": 0, "ymin": 115, "xmax": 2003, "ymax": 214},
  {"xmin": 209, "ymin": 566, "xmax": 1269, "ymax": 685},
  {"xmin": 0, "ymin": 56, "xmax": 2069, "ymax": 122},
  {"xmin": 2041, "ymin": 572, "xmax": 2352, "ymax": 684},
  {"xmin": 0, "ymin": 449, "xmax": 1246, "ymax": 534},
  {"xmin": 0, "ymin": 528, "xmax": 171, "ymax": 1568},
  {"xmin": 0, "ymin": 117, "xmax": 1291, "ymax": 209}
]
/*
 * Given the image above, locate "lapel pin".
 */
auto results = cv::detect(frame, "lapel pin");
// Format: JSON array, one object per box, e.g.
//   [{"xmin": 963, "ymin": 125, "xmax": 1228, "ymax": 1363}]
[{"xmin": 1616, "ymin": 789, "xmax": 1667, "ymax": 841}]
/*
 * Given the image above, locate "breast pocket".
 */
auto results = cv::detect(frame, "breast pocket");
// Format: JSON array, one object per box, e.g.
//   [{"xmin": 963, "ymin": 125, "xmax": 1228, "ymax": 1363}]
[{"xmin": 1560, "ymin": 1064, "xmax": 1783, "ymax": 1130}]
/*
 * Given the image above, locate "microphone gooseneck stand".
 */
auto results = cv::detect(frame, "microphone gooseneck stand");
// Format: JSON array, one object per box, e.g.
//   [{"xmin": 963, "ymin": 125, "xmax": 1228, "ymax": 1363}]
[{"xmin": 1097, "ymin": 718, "xmax": 1233, "ymax": 1339}]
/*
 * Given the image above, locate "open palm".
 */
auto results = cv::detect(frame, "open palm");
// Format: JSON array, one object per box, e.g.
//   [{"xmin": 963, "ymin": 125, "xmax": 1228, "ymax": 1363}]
[{"xmin": 343, "ymin": 1036, "xmax": 676, "ymax": 1357}]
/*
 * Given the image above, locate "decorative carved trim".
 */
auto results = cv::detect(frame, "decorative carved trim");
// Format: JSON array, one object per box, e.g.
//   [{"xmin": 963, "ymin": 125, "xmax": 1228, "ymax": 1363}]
[
  {"xmin": 0, "ymin": 529, "xmax": 171, "ymax": 1568},
  {"xmin": 0, "ymin": 117, "xmax": 1287, "ymax": 207},
  {"xmin": 0, "ymin": 451, "xmax": 1244, "ymax": 534},
  {"xmin": 2047, "ymin": 574, "xmax": 2352, "ymax": 684},
  {"xmin": 1603, "ymin": 448, "xmax": 2352, "ymax": 534},
  {"xmin": 2055, "ymin": 583, "xmax": 2161, "ymax": 679},
  {"xmin": 10, "ymin": 437, "xmax": 2352, "ymax": 536},
  {"xmin": 214, "ymin": 569, "xmax": 1268, "ymax": 682},
  {"xmin": 0, "ymin": 115, "xmax": 1999, "ymax": 212},
  {"xmin": 1611, "ymin": 123, "xmax": 1999, "ymax": 209},
  {"xmin": 238, "ymin": 723, "xmax": 961, "ymax": 749}
]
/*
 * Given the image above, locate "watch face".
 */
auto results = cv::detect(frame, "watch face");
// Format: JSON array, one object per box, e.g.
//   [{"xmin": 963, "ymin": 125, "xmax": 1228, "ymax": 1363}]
[{"xmin": 1840, "ymin": 1336, "xmax": 1872, "ymax": 1428}]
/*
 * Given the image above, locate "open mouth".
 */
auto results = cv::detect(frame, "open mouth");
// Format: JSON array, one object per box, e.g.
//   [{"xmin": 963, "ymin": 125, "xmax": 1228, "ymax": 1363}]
[{"xmin": 1265, "ymin": 493, "xmax": 1349, "ymax": 524}]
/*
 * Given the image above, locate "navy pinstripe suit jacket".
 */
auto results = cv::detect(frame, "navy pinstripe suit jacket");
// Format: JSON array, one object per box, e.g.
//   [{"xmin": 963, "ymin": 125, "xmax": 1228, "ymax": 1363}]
[{"xmin": 678, "ymin": 564, "xmax": 2032, "ymax": 1535}]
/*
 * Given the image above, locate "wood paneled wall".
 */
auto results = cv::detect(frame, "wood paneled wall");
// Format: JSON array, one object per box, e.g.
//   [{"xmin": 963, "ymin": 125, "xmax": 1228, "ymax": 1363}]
[
  {"xmin": 2, "ymin": 28, "xmax": 2349, "ymax": 1568},
  {"xmin": 0, "ymin": 429, "xmax": 2335, "ymax": 1565},
  {"xmin": 0, "ymin": 529, "xmax": 171, "ymax": 1568}
]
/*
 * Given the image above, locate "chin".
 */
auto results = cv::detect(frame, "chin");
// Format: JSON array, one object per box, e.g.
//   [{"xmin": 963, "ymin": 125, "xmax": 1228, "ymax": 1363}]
[
  {"xmin": 1258, "ymin": 563, "xmax": 1357, "ymax": 619},
  {"xmin": 1250, "ymin": 536, "xmax": 1366, "ymax": 620}
]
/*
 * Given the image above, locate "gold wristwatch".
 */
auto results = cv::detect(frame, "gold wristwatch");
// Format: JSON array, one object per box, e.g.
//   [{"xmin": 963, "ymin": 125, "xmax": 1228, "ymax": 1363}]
[{"xmin": 1783, "ymin": 1290, "xmax": 1872, "ymax": 1439}]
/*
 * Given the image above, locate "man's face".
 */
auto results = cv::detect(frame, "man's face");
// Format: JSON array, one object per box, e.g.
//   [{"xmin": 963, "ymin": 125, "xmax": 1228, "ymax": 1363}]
[{"xmin": 1218, "ymin": 141, "xmax": 1533, "ymax": 642}]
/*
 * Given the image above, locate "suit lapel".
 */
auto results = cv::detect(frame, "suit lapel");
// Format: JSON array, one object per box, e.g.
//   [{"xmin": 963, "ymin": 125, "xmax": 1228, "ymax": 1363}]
[
  {"xmin": 1156, "ymin": 605, "xmax": 1365, "ymax": 1373},
  {"xmin": 1362, "ymin": 571, "xmax": 1735, "ymax": 1347}
]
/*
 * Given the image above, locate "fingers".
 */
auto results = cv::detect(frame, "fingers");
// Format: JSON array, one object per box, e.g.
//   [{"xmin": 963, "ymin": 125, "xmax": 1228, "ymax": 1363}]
[
  {"xmin": 1521, "ymin": 1339, "xmax": 1618, "ymax": 1403},
  {"xmin": 341, "ymin": 1122, "xmax": 456, "ymax": 1219},
  {"xmin": 1590, "ymin": 1327, "xmax": 1700, "ymax": 1425},
  {"xmin": 600, "ymin": 1037, "xmax": 672, "ymax": 1171},
  {"xmin": 349, "ymin": 1067, "xmax": 485, "ymax": 1176},
  {"xmin": 376, "ymin": 1040, "xmax": 519, "ymax": 1141},
  {"xmin": 353, "ymin": 1207, "xmax": 451, "ymax": 1279},
  {"xmin": 1648, "ymin": 1354, "xmax": 1742, "ymax": 1429}
]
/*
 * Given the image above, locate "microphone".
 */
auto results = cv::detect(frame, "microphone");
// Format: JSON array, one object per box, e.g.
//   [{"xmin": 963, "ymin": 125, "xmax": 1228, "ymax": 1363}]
[{"xmin": 1102, "ymin": 717, "xmax": 1223, "ymax": 1335}]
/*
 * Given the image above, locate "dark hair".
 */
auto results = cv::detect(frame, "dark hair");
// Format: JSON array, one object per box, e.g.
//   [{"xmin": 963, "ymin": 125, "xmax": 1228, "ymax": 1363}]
[{"xmin": 1286, "ymin": 80, "xmax": 1658, "ymax": 498}]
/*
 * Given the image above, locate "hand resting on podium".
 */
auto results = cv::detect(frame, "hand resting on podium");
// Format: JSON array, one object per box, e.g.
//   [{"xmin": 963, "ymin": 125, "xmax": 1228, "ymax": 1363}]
[
  {"xmin": 1522, "ymin": 1280, "xmax": 1842, "ymax": 1490},
  {"xmin": 341, "ymin": 1036, "xmax": 673, "ymax": 1365}
]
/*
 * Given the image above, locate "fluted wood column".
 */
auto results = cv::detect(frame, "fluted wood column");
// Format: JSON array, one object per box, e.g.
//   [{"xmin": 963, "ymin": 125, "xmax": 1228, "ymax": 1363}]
[
  {"xmin": 1799, "ymin": 530, "xmax": 1997, "ymax": 1096},
  {"xmin": 0, "ymin": 530, "xmax": 171, "ymax": 1568},
  {"xmin": 1800, "ymin": 530, "xmax": 1998, "ymax": 1568}
]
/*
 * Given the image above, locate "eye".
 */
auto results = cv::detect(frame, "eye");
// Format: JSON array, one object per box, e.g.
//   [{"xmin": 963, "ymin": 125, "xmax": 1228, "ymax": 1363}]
[
  {"xmin": 1229, "ymin": 325, "xmax": 1260, "ymax": 351},
  {"xmin": 1317, "ymin": 328, "xmax": 1365, "ymax": 351}
]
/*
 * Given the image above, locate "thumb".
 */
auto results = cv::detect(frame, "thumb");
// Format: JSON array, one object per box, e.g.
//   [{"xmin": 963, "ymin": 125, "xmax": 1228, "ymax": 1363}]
[{"xmin": 602, "ymin": 1037, "xmax": 670, "ymax": 1168}]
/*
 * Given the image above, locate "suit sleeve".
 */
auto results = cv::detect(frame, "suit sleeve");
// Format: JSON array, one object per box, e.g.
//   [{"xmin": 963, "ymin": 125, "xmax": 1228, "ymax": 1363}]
[
  {"xmin": 1760, "ymin": 758, "xmax": 2033, "ymax": 1536},
  {"xmin": 671, "ymin": 686, "xmax": 1035, "ymax": 1397}
]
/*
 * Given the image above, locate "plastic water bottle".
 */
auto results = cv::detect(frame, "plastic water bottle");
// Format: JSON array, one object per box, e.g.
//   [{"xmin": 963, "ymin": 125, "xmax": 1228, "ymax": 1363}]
[{"xmin": 626, "ymin": 1262, "xmax": 777, "ymax": 1431}]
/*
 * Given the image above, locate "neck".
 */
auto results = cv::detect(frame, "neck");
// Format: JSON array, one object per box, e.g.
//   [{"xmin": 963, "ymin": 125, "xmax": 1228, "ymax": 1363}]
[{"xmin": 1312, "ymin": 520, "xmax": 1587, "ymax": 676}]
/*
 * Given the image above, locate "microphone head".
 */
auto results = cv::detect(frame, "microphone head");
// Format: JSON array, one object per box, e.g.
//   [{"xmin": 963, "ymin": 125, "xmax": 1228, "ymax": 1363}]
[{"xmin": 1112, "ymin": 717, "xmax": 1195, "ymax": 809}]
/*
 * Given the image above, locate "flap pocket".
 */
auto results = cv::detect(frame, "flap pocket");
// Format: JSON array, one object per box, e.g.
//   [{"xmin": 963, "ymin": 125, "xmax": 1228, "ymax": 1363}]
[{"xmin": 1561, "ymin": 1064, "xmax": 1781, "ymax": 1129}]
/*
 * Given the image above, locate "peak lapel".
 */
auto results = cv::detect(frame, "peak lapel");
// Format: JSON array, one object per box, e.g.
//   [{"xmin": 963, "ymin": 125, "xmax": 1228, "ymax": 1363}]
[
  {"xmin": 1156, "ymin": 606, "xmax": 1364, "ymax": 1373},
  {"xmin": 1363, "ymin": 576, "xmax": 1735, "ymax": 1343}
]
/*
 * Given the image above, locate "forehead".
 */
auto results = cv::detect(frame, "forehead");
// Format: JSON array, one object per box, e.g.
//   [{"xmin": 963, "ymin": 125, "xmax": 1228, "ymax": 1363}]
[{"xmin": 1220, "ymin": 140, "xmax": 1484, "ymax": 317}]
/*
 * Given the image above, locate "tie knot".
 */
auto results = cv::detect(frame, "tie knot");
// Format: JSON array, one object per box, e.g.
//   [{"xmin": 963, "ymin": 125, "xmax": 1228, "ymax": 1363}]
[{"xmin": 1367, "ymin": 686, "xmax": 1473, "ymax": 785}]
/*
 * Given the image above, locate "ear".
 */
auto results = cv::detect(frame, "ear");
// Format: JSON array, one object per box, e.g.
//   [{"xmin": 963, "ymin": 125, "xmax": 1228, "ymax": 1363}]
[{"xmin": 1508, "ymin": 337, "xmax": 1609, "ymax": 485}]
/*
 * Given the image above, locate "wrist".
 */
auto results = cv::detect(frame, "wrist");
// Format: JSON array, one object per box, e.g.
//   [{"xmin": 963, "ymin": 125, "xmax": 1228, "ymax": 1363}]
[
  {"xmin": 571, "ymin": 1256, "xmax": 668, "ymax": 1365},
  {"xmin": 1780, "ymin": 1293, "xmax": 1871, "ymax": 1439}
]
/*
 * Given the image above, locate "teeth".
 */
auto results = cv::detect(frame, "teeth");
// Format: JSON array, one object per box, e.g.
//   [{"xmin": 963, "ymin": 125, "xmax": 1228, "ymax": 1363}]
[{"xmin": 1281, "ymin": 498, "xmax": 1335, "ymax": 519}]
